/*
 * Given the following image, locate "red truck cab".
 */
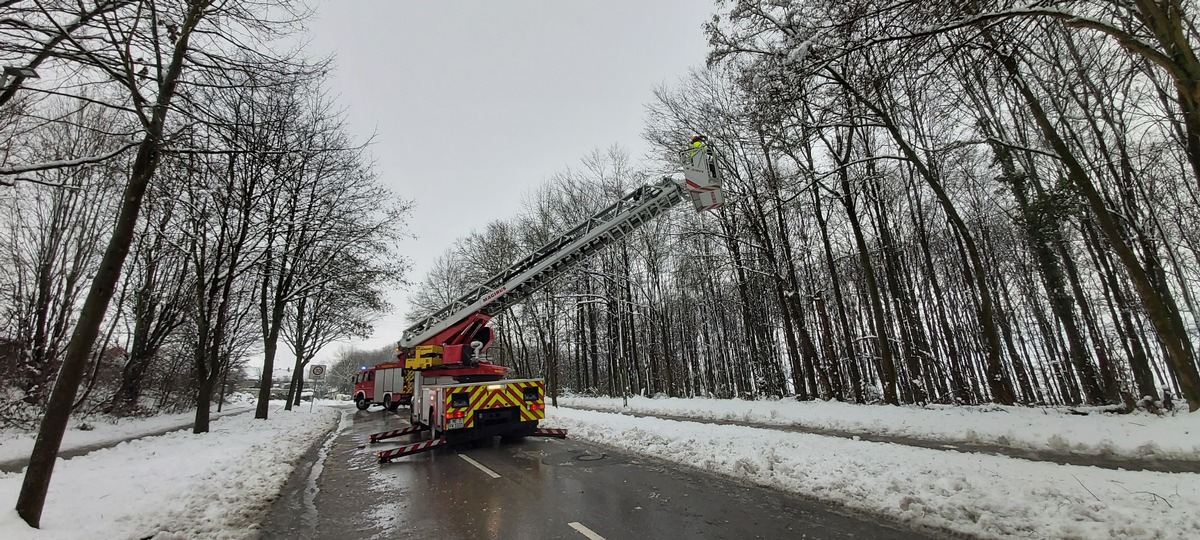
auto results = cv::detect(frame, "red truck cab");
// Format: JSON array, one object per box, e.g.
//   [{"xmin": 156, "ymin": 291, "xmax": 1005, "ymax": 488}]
[{"xmin": 353, "ymin": 362, "xmax": 413, "ymax": 411}]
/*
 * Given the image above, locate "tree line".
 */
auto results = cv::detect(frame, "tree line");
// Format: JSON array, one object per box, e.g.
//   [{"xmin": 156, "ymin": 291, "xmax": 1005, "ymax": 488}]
[
  {"xmin": 407, "ymin": 0, "xmax": 1200, "ymax": 413},
  {"xmin": 0, "ymin": 0, "xmax": 408, "ymax": 526}
]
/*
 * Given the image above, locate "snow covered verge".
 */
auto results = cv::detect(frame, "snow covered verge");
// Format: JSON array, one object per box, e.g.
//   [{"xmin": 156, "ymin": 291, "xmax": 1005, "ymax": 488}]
[
  {"xmin": 543, "ymin": 406, "xmax": 1200, "ymax": 539},
  {"xmin": 0, "ymin": 405, "xmax": 253, "ymax": 465},
  {"xmin": 0, "ymin": 403, "xmax": 339, "ymax": 539},
  {"xmin": 556, "ymin": 396, "xmax": 1200, "ymax": 460}
]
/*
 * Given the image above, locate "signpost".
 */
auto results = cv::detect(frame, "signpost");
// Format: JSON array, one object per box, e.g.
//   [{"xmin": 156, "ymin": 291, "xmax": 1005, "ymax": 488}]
[{"xmin": 309, "ymin": 365, "xmax": 326, "ymax": 412}]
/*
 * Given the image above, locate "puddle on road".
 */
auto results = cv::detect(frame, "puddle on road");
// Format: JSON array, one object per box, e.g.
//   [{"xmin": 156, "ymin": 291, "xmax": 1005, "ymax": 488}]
[
  {"xmin": 540, "ymin": 447, "xmax": 619, "ymax": 467},
  {"xmin": 298, "ymin": 409, "xmax": 352, "ymax": 536}
]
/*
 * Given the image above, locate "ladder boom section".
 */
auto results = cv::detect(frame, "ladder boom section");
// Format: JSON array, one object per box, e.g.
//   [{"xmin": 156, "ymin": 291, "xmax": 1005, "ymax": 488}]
[{"xmin": 401, "ymin": 178, "xmax": 684, "ymax": 348}]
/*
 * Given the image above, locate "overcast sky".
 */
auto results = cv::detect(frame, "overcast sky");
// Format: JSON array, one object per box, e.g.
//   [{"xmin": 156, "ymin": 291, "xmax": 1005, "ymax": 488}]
[{"xmin": 304, "ymin": 1, "xmax": 713, "ymax": 357}]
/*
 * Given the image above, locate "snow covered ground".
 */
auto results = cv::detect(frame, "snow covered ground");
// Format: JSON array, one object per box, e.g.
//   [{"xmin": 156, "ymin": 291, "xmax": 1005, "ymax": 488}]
[
  {"xmin": 0, "ymin": 401, "xmax": 339, "ymax": 539},
  {"xmin": 0, "ymin": 406, "xmax": 253, "ymax": 466},
  {"xmin": 0, "ymin": 396, "xmax": 1195, "ymax": 539},
  {"xmin": 556, "ymin": 395, "xmax": 1200, "ymax": 460},
  {"xmin": 544, "ymin": 397, "xmax": 1200, "ymax": 539}
]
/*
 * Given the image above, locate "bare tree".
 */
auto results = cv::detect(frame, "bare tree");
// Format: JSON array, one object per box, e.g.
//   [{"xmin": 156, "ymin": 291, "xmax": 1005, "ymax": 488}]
[
  {"xmin": 282, "ymin": 256, "xmax": 392, "ymax": 408},
  {"xmin": 15, "ymin": 0, "xmax": 310, "ymax": 526},
  {"xmin": 0, "ymin": 101, "xmax": 125, "ymax": 406},
  {"xmin": 106, "ymin": 170, "xmax": 192, "ymax": 414}
]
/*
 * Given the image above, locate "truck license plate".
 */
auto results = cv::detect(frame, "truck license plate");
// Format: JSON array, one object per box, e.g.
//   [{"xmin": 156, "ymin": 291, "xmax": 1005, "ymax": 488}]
[{"xmin": 447, "ymin": 418, "xmax": 465, "ymax": 430}]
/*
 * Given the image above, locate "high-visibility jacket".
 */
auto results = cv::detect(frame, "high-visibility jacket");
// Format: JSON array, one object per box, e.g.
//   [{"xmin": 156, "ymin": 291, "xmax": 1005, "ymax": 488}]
[{"xmin": 688, "ymin": 140, "xmax": 707, "ymax": 158}]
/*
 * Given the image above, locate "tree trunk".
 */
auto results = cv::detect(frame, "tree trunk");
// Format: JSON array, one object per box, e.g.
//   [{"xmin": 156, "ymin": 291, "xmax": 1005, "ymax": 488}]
[
  {"xmin": 830, "ymin": 68, "xmax": 1015, "ymax": 404},
  {"xmin": 839, "ymin": 178, "xmax": 898, "ymax": 404},
  {"xmin": 18, "ymin": 140, "xmax": 162, "ymax": 526},
  {"xmin": 256, "ymin": 289, "xmax": 288, "ymax": 418},
  {"xmin": 996, "ymin": 48, "xmax": 1200, "ymax": 410},
  {"xmin": 14, "ymin": 0, "xmax": 205, "ymax": 513},
  {"xmin": 813, "ymin": 188, "xmax": 861, "ymax": 402},
  {"xmin": 194, "ymin": 355, "xmax": 215, "ymax": 433}
]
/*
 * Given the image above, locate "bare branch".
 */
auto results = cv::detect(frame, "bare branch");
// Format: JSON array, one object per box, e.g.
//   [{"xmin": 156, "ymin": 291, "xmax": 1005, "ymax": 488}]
[{"xmin": 0, "ymin": 141, "xmax": 137, "ymax": 175}]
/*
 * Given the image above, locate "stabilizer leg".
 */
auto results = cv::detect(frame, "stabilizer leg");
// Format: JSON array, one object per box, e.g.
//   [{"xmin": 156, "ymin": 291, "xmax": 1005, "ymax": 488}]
[
  {"xmin": 530, "ymin": 428, "xmax": 568, "ymax": 439},
  {"xmin": 378, "ymin": 438, "xmax": 446, "ymax": 463},
  {"xmin": 369, "ymin": 425, "xmax": 427, "ymax": 443}
]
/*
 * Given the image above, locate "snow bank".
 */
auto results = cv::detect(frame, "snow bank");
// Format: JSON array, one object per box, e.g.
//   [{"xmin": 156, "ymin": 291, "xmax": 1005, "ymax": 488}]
[
  {"xmin": 557, "ymin": 396, "xmax": 1200, "ymax": 459},
  {"xmin": 0, "ymin": 407, "xmax": 253, "ymax": 465},
  {"xmin": 0, "ymin": 406, "xmax": 339, "ymax": 539},
  {"xmin": 544, "ymin": 407, "xmax": 1200, "ymax": 539}
]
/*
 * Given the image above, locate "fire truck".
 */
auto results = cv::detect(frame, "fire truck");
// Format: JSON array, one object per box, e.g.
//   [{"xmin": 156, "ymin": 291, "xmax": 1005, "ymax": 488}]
[
  {"xmin": 371, "ymin": 144, "xmax": 724, "ymax": 462},
  {"xmin": 352, "ymin": 362, "xmax": 414, "ymax": 410}
]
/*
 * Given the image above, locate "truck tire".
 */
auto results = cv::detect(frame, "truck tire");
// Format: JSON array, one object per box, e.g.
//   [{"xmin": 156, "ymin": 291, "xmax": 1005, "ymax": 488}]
[
  {"xmin": 355, "ymin": 396, "xmax": 369, "ymax": 410},
  {"xmin": 384, "ymin": 395, "xmax": 395, "ymax": 411}
]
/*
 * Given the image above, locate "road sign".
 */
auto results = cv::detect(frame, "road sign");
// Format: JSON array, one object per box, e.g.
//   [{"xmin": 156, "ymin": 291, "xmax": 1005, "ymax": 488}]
[{"xmin": 310, "ymin": 364, "xmax": 326, "ymax": 379}]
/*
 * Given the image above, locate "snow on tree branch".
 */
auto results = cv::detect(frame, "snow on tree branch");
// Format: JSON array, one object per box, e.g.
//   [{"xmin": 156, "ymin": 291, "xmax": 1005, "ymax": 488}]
[{"xmin": 0, "ymin": 141, "xmax": 137, "ymax": 178}]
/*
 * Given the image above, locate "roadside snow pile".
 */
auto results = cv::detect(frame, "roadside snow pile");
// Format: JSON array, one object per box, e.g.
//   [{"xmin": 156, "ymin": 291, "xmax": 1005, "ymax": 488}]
[
  {"xmin": 558, "ymin": 396, "xmax": 1200, "ymax": 459},
  {"xmin": 0, "ymin": 407, "xmax": 253, "ymax": 465},
  {"xmin": 544, "ymin": 407, "xmax": 1200, "ymax": 539},
  {"xmin": 0, "ymin": 406, "xmax": 339, "ymax": 539}
]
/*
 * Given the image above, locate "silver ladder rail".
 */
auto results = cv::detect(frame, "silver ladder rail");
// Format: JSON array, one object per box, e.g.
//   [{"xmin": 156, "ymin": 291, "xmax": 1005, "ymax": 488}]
[{"xmin": 400, "ymin": 178, "xmax": 684, "ymax": 348}]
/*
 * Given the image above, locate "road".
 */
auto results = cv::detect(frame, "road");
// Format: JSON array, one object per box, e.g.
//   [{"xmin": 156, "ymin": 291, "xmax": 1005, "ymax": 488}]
[{"xmin": 259, "ymin": 406, "xmax": 944, "ymax": 540}]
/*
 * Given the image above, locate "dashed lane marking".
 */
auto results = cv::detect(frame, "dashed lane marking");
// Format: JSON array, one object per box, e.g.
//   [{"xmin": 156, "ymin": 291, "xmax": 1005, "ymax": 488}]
[
  {"xmin": 458, "ymin": 454, "xmax": 501, "ymax": 478},
  {"xmin": 568, "ymin": 522, "xmax": 606, "ymax": 540}
]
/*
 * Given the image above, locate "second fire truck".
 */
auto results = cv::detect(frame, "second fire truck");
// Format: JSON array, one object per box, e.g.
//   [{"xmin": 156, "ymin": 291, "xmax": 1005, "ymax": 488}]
[{"xmin": 352, "ymin": 363, "xmax": 413, "ymax": 410}]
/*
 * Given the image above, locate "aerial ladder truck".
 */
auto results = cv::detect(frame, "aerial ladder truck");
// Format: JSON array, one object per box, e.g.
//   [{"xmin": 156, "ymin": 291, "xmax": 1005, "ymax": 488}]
[{"xmin": 371, "ymin": 144, "xmax": 725, "ymax": 463}]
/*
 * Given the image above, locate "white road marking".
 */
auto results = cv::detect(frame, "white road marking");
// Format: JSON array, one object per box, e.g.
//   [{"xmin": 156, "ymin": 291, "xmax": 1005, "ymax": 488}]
[
  {"xmin": 458, "ymin": 454, "xmax": 501, "ymax": 478},
  {"xmin": 568, "ymin": 522, "xmax": 606, "ymax": 540}
]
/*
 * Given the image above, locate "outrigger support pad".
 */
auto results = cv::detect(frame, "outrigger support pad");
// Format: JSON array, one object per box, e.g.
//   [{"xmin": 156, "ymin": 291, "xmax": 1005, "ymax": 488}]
[
  {"xmin": 531, "ymin": 428, "xmax": 568, "ymax": 439},
  {"xmin": 369, "ymin": 425, "xmax": 427, "ymax": 443},
  {"xmin": 378, "ymin": 437, "xmax": 446, "ymax": 463}
]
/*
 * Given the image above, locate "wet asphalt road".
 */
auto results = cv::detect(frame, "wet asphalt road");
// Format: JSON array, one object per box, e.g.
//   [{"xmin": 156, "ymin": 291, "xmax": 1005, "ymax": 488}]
[{"xmin": 259, "ymin": 406, "xmax": 942, "ymax": 540}]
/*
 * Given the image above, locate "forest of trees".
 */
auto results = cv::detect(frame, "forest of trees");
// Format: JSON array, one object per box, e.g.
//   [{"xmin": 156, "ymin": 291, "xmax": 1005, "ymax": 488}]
[
  {"xmin": 407, "ymin": 1, "xmax": 1200, "ymax": 413},
  {"xmin": 0, "ymin": 2, "xmax": 406, "ymax": 431},
  {"xmin": 0, "ymin": 1, "xmax": 414, "ymax": 524},
  {"xmin": 0, "ymin": 0, "xmax": 410, "ymax": 524}
]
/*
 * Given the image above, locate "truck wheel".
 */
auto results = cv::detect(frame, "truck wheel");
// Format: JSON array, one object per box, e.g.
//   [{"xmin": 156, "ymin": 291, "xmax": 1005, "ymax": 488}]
[
  {"xmin": 384, "ymin": 395, "xmax": 395, "ymax": 411},
  {"xmin": 355, "ymin": 396, "xmax": 369, "ymax": 410}
]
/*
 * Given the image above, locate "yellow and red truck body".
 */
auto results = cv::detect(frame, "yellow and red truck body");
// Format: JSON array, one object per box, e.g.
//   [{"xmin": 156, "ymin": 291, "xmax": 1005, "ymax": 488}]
[{"xmin": 415, "ymin": 378, "xmax": 545, "ymax": 443}]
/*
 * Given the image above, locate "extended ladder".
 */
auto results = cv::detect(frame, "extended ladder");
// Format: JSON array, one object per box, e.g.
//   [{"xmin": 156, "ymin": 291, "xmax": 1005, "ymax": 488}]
[{"xmin": 401, "ymin": 178, "xmax": 686, "ymax": 348}]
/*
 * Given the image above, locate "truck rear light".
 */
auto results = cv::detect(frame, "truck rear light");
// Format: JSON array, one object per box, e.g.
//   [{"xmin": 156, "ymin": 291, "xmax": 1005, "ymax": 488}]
[
  {"xmin": 528, "ymin": 403, "xmax": 544, "ymax": 411},
  {"xmin": 445, "ymin": 410, "xmax": 466, "ymax": 420},
  {"xmin": 523, "ymin": 388, "xmax": 540, "ymax": 401}
]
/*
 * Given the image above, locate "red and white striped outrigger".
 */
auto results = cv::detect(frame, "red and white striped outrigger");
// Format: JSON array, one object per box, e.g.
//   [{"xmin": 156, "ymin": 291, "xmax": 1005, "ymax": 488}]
[
  {"xmin": 532, "ymin": 427, "xmax": 567, "ymax": 438},
  {"xmin": 369, "ymin": 425, "xmax": 425, "ymax": 443},
  {"xmin": 377, "ymin": 438, "xmax": 446, "ymax": 463},
  {"xmin": 371, "ymin": 424, "xmax": 570, "ymax": 463}
]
